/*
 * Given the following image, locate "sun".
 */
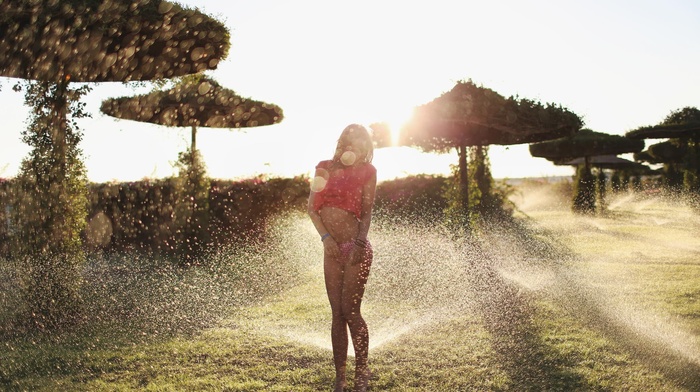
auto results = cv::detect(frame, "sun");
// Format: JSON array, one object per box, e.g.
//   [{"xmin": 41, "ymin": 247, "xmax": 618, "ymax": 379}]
[
  {"xmin": 362, "ymin": 103, "xmax": 456, "ymax": 182},
  {"xmin": 377, "ymin": 105, "xmax": 414, "ymax": 147}
]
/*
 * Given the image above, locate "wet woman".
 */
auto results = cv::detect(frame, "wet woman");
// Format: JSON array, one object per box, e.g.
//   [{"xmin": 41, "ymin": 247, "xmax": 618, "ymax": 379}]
[{"xmin": 308, "ymin": 124, "xmax": 377, "ymax": 392}]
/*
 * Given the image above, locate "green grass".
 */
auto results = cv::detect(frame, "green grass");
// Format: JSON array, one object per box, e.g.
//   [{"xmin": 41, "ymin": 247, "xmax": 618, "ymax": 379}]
[
  {"xmin": 2, "ymin": 195, "xmax": 700, "ymax": 391},
  {"xmin": 527, "ymin": 194, "xmax": 700, "ymax": 337},
  {"xmin": 2, "ymin": 294, "xmax": 683, "ymax": 391}
]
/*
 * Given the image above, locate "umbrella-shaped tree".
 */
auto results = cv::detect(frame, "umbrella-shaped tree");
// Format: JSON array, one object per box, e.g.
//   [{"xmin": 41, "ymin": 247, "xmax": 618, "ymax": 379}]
[
  {"xmin": 626, "ymin": 107, "xmax": 700, "ymax": 196},
  {"xmin": 530, "ymin": 129, "xmax": 644, "ymax": 213},
  {"xmin": 634, "ymin": 140, "xmax": 686, "ymax": 191},
  {"xmin": 562, "ymin": 154, "xmax": 648, "ymax": 170},
  {"xmin": 0, "ymin": 0, "xmax": 230, "ymax": 329},
  {"xmin": 634, "ymin": 141, "xmax": 686, "ymax": 165},
  {"xmin": 100, "ymin": 75, "xmax": 284, "ymax": 260},
  {"xmin": 400, "ymin": 80, "xmax": 582, "ymax": 226},
  {"xmin": 559, "ymin": 154, "xmax": 652, "ymax": 206}
]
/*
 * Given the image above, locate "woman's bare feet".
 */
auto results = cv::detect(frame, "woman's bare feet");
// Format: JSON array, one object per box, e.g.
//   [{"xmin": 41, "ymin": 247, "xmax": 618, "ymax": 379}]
[
  {"xmin": 334, "ymin": 376, "xmax": 347, "ymax": 392},
  {"xmin": 353, "ymin": 366, "xmax": 370, "ymax": 392}
]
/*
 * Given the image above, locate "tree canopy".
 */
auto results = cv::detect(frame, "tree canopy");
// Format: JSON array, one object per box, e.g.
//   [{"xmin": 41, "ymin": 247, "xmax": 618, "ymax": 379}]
[
  {"xmin": 530, "ymin": 129, "xmax": 644, "ymax": 163},
  {"xmin": 561, "ymin": 155, "xmax": 651, "ymax": 172},
  {"xmin": 634, "ymin": 140, "xmax": 686, "ymax": 164},
  {"xmin": 0, "ymin": 0, "xmax": 231, "ymax": 82},
  {"xmin": 100, "ymin": 75, "xmax": 283, "ymax": 129},
  {"xmin": 399, "ymin": 80, "xmax": 583, "ymax": 152},
  {"xmin": 626, "ymin": 107, "xmax": 700, "ymax": 140},
  {"xmin": 626, "ymin": 107, "xmax": 700, "ymax": 198}
]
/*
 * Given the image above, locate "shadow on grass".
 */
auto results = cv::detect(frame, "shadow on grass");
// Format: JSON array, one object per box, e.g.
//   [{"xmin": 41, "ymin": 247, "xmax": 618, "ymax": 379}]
[
  {"xmin": 466, "ymin": 242, "xmax": 586, "ymax": 391},
  {"xmin": 492, "ymin": 213, "xmax": 700, "ymax": 391},
  {"xmin": 553, "ymin": 270, "xmax": 700, "ymax": 390}
]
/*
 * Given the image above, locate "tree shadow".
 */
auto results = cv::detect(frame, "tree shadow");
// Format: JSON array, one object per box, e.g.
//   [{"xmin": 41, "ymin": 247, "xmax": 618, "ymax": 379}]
[
  {"xmin": 465, "ymin": 242, "xmax": 586, "ymax": 391},
  {"xmin": 552, "ymin": 269, "xmax": 700, "ymax": 390},
  {"xmin": 485, "ymin": 214, "xmax": 700, "ymax": 391}
]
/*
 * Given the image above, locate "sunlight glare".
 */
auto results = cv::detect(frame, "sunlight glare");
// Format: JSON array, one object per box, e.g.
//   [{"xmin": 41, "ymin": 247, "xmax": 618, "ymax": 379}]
[{"xmin": 385, "ymin": 105, "xmax": 414, "ymax": 146}]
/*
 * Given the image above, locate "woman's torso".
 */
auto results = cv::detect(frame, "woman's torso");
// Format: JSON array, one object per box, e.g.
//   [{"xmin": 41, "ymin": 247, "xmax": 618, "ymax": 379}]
[
  {"xmin": 315, "ymin": 161, "xmax": 374, "ymax": 243},
  {"xmin": 320, "ymin": 207, "xmax": 358, "ymax": 243}
]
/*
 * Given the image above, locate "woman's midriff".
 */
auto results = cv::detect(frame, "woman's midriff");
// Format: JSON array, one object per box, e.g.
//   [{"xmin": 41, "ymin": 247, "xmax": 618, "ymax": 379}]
[{"xmin": 319, "ymin": 206, "xmax": 359, "ymax": 243}]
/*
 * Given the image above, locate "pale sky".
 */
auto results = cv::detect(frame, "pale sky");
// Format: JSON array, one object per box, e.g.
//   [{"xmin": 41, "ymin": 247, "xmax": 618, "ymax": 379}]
[{"xmin": 1, "ymin": 0, "xmax": 699, "ymax": 183}]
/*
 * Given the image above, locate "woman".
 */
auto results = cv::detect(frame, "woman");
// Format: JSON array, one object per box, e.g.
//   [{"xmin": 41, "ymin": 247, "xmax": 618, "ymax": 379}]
[{"xmin": 308, "ymin": 124, "xmax": 377, "ymax": 392}]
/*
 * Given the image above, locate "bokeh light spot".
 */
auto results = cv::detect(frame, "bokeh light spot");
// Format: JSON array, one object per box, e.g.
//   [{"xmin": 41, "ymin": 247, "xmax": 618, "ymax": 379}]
[
  {"xmin": 340, "ymin": 151, "xmax": 356, "ymax": 166},
  {"xmin": 311, "ymin": 176, "xmax": 327, "ymax": 192}
]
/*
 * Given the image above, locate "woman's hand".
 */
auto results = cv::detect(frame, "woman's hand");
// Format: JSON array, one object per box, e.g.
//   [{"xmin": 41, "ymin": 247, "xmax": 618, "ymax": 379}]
[
  {"xmin": 350, "ymin": 244, "xmax": 364, "ymax": 265},
  {"xmin": 323, "ymin": 237, "xmax": 340, "ymax": 258}
]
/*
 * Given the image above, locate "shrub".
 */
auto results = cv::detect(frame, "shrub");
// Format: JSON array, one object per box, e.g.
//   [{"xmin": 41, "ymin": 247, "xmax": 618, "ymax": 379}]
[{"xmin": 374, "ymin": 175, "xmax": 448, "ymax": 222}]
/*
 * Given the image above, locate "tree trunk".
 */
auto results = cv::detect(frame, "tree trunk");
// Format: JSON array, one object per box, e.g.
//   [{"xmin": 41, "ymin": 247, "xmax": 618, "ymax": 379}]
[
  {"xmin": 473, "ymin": 145, "xmax": 491, "ymax": 211},
  {"xmin": 54, "ymin": 81, "xmax": 68, "ymax": 181},
  {"xmin": 458, "ymin": 144, "xmax": 469, "ymax": 220},
  {"xmin": 51, "ymin": 80, "xmax": 69, "ymax": 248},
  {"xmin": 584, "ymin": 155, "xmax": 591, "ymax": 174},
  {"xmin": 191, "ymin": 125, "xmax": 198, "ymax": 167},
  {"xmin": 190, "ymin": 125, "xmax": 198, "ymax": 243}
]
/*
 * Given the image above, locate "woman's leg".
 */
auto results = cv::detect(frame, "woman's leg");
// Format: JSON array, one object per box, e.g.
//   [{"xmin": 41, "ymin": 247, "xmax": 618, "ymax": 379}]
[
  {"xmin": 324, "ymin": 251, "xmax": 348, "ymax": 391},
  {"xmin": 342, "ymin": 247, "xmax": 372, "ymax": 391}
]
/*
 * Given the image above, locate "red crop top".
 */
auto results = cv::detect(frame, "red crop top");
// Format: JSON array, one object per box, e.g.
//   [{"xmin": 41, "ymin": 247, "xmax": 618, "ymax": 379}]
[{"xmin": 311, "ymin": 160, "xmax": 376, "ymax": 220}]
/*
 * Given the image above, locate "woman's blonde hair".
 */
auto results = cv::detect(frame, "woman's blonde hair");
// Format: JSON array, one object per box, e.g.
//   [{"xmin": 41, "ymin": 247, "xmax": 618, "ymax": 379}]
[{"xmin": 332, "ymin": 124, "xmax": 374, "ymax": 164}]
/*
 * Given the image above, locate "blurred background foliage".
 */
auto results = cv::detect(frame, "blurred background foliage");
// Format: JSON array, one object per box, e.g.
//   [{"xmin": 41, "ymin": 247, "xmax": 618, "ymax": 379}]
[{"xmin": 1, "ymin": 173, "xmax": 521, "ymax": 259}]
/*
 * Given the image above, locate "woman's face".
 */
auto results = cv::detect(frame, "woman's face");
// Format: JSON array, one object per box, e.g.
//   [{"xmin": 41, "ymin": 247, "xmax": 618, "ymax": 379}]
[{"xmin": 339, "ymin": 130, "xmax": 369, "ymax": 166}]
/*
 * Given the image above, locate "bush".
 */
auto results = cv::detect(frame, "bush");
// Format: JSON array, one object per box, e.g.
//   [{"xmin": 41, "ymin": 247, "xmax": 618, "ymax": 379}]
[
  {"xmin": 83, "ymin": 176, "xmax": 310, "ymax": 256},
  {"xmin": 208, "ymin": 176, "xmax": 309, "ymax": 247},
  {"xmin": 86, "ymin": 178, "xmax": 181, "ymax": 253},
  {"xmin": 374, "ymin": 175, "xmax": 448, "ymax": 222}
]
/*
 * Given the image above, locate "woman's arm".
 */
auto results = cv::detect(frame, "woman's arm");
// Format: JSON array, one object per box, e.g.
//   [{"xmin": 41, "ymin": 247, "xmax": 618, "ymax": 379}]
[
  {"xmin": 350, "ymin": 169, "xmax": 376, "ymax": 265},
  {"xmin": 308, "ymin": 170, "xmax": 339, "ymax": 256},
  {"xmin": 308, "ymin": 169, "xmax": 330, "ymax": 236},
  {"xmin": 308, "ymin": 193, "xmax": 329, "ymax": 238}
]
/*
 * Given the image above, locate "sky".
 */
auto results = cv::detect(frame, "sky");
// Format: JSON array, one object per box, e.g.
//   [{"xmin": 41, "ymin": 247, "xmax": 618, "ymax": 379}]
[{"xmin": 1, "ymin": 0, "xmax": 699, "ymax": 183}]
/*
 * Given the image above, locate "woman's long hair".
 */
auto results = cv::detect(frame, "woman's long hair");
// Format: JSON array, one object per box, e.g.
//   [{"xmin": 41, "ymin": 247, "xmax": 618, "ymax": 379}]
[{"xmin": 332, "ymin": 124, "xmax": 374, "ymax": 166}]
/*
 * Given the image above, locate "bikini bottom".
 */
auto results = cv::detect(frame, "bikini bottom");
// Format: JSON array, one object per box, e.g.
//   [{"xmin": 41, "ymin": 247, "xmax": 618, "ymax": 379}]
[{"xmin": 337, "ymin": 241, "xmax": 373, "ymax": 266}]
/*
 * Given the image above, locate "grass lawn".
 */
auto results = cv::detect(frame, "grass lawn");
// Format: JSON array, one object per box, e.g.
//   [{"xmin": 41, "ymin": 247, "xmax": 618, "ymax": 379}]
[{"xmin": 2, "ymin": 192, "xmax": 700, "ymax": 391}]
